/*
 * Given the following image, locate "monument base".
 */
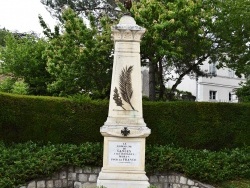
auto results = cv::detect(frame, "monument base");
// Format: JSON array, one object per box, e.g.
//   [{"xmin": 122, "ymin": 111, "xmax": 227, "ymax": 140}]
[
  {"xmin": 97, "ymin": 180, "xmax": 150, "ymax": 188},
  {"xmin": 97, "ymin": 127, "xmax": 150, "ymax": 188},
  {"xmin": 97, "ymin": 171, "xmax": 150, "ymax": 188}
]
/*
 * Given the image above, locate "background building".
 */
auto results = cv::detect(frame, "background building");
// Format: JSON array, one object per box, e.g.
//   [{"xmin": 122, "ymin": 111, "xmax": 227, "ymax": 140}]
[{"xmin": 142, "ymin": 62, "xmax": 246, "ymax": 102}]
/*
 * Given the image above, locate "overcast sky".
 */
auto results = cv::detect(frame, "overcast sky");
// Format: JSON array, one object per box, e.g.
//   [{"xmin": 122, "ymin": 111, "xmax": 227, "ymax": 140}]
[{"xmin": 0, "ymin": 0, "xmax": 57, "ymax": 35}]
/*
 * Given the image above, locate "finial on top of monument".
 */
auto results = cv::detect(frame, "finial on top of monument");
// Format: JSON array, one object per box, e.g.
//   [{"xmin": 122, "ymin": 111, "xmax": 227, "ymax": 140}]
[{"xmin": 123, "ymin": 0, "xmax": 132, "ymax": 15}]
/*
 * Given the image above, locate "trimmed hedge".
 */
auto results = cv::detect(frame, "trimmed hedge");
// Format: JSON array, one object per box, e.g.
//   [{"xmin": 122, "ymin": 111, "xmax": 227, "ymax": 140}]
[
  {"xmin": 0, "ymin": 92, "xmax": 250, "ymax": 150},
  {"xmin": 0, "ymin": 92, "xmax": 108, "ymax": 144},
  {"xmin": 143, "ymin": 101, "xmax": 250, "ymax": 150}
]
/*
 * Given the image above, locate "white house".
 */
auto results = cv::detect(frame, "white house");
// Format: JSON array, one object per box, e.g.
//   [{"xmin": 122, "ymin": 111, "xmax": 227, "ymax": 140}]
[{"xmin": 142, "ymin": 62, "xmax": 246, "ymax": 102}]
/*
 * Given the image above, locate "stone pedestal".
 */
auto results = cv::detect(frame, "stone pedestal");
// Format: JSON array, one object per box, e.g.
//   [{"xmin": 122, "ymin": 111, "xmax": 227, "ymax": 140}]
[{"xmin": 97, "ymin": 15, "xmax": 151, "ymax": 188}]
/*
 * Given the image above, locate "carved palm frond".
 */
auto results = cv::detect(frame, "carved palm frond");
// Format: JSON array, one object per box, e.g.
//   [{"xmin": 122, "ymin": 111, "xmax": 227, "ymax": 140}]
[
  {"xmin": 113, "ymin": 87, "xmax": 126, "ymax": 110},
  {"xmin": 119, "ymin": 65, "xmax": 135, "ymax": 110}
]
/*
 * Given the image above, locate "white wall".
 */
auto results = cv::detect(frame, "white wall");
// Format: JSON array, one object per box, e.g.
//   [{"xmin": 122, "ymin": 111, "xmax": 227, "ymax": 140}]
[
  {"xmin": 141, "ymin": 61, "xmax": 246, "ymax": 102},
  {"xmin": 166, "ymin": 61, "xmax": 245, "ymax": 102}
]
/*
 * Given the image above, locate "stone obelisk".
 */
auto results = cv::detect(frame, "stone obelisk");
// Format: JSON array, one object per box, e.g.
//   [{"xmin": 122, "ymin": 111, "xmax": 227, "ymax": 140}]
[{"xmin": 96, "ymin": 12, "xmax": 151, "ymax": 188}]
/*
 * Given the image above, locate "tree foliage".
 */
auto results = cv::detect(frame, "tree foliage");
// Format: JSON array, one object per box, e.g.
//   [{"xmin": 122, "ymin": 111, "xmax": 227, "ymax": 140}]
[
  {"xmin": 132, "ymin": 0, "xmax": 215, "ymax": 100},
  {"xmin": 0, "ymin": 34, "xmax": 51, "ymax": 95},
  {"xmin": 236, "ymin": 80, "xmax": 250, "ymax": 103},
  {"xmin": 0, "ymin": 28, "xmax": 10, "ymax": 47},
  {"xmin": 42, "ymin": 8, "xmax": 113, "ymax": 97},
  {"xmin": 1, "ymin": 1, "xmax": 249, "ymax": 100},
  {"xmin": 131, "ymin": 0, "xmax": 250, "ymax": 100},
  {"xmin": 211, "ymin": 0, "xmax": 250, "ymax": 77},
  {"xmin": 40, "ymin": 0, "xmax": 120, "ymax": 22}
]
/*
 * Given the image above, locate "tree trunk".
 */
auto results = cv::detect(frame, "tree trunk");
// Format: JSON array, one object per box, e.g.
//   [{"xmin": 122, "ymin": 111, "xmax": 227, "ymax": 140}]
[
  {"xmin": 168, "ymin": 56, "xmax": 209, "ymax": 101},
  {"xmin": 149, "ymin": 60, "xmax": 156, "ymax": 101},
  {"xmin": 158, "ymin": 60, "xmax": 165, "ymax": 100}
]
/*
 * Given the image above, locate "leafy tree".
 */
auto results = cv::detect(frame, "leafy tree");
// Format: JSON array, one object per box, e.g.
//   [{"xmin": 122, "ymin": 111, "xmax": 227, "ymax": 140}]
[
  {"xmin": 211, "ymin": 0, "xmax": 250, "ymax": 77},
  {"xmin": 132, "ymin": 0, "xmax": 215, "ymax": 100},
  {"xmin": 10, "ymin": 79, "xmax": 29, "ymax": 95},
  {"xmin": 40, "ymin": 0, "xmax": 120, "ymax": 22},
  {"xmin": 0, "ymin": 34, "xmax": 51, "ymax": 95},
  {"xmin": 42, "ymin": 8, "xmax": 113, "ymax": 97},
  {"xmin": 41, "ymin": 0, "xmax": 250, "ymax": 101},
  {"xmin": 132, "ymin": 0, "xmax": 250, "ymax": 101},
  {"xmin": 236, "ymin": 79, "xmax": 250, "ymax": 102},
  {"xmin": 0, "ymin": 28, "xmax": 10, "ymax": 47},
  {"xmin": 0, "ymin": 78, "xmax": 15, "ymax": 93}
]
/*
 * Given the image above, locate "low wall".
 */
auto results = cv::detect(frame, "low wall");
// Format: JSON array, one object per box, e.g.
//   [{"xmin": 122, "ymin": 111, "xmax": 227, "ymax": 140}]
[{"xmin": 19, "ymin": 166, "xmax": 215, "ymax": 188}]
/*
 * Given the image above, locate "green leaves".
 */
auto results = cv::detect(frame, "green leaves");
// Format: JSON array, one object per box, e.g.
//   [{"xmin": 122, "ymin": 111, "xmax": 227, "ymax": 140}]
[
  {"xmin": 210, "ymin": 0, "xmax": 250, "ymax": 76},
  {"xmin": 0, "ymin": 141, "xmax": 103, "ymax": 188},
  {"xmin": 0, "ymin": 142, "xmax": 249, "ymax": 187},
  {"xmin": 43, "ymin": 8, "xmax": 113, "ymax": 97},
  {"xmin": 0, "ymin": 33, "xmax": 51, "ymax": 95},
  {"xmin": 146, "ymin": 145, "xmax": 250, "ymax": 183},
  {"xmin": 132, "ymin": 0, "xmax": 216, "ymax": 100},
  {"xmin": 236, "ymin": 80, "xmax": 250, "ymax": 103}
]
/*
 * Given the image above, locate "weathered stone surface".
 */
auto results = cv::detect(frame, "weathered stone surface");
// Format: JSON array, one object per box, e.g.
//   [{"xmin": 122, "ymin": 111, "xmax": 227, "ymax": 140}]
[
  {"xmin": 55, "ymin": 180, "xmax": 62, "ymax": 187},
  {"xmin": 68, "ymin": 172, "xmax": 77, "ymax": 181},
  {"xmin": 18, "ymin": 166, "xmax": 215, "ymax": 188},
  {"xmin": 74, "ymin": 182, "xmax": 82, "ymax": 188},
  {"xmin": 168, "ymin": 176, "xmax": 175, "ymax": 183},
  {"xmin": 68, "ymin": 180, "xmax": 74, "ymax": 187},
  {"xmin": 78, "ymin": 174, "xmax": 88, "ymax": 182},
  {"xmin": 75, "ymin": 167, "xmax": 83, "ymax": 173},
  {"xmin": 173, "ymin": 184, "xmax": 181, "ymax": 188},
  {"xmin": 187, "ymin": 180, "xmax": 195, "ymax": 186},
  {"xmin": 176, "ymin": 176, "xmax": 180, "ymax": 183},
  {"xmin": 163, "ymin": 183, "xmax": 171, "ymax": 188},
  {"xmin": 62, "ymin": 179, "xmax": 68, "ymax": 187},
  {"xmin": 88, "ymin": 174, "xmax": 97, "ymax": 182},
  {"xmin": 150, "ymin": 176, "xmax": 159, "ymax": 183},
  {"xmin": 46, "ymin": 180, "xmax": 54, "ymax": 188},
  {"xmin": 180, "ymin": 177, "xmax": 187, "ymax": 184},
  {"xmin": 159, "ymin": 175, "xmax": 168, "ymax": 183},
  {"xmin": 37, "ymin": 180, "xmax": 45, "ymax": 188},
  {"xmin": 81, "ymin": 182, "xmax": 97, "ymax": 188},
  {"xmin": 59, "ymin": 171, "xmax": 67, "ymax": 179},
  {"xmin": 27, "ymin": 181, "xmax": 36, "ymax": 188},
  {"xmin": 83, "ymin": 167, "xmax": 92, "ymax": 173},
  {"xmin": 92, "ymin": 167, "xmax": 101, "ymax": 173}
]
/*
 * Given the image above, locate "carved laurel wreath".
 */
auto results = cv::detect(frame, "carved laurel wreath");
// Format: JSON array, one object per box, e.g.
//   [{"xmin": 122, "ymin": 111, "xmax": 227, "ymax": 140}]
[{"xmin": 113, "ymin": 65, "xmax": 135, "ymax": 111}]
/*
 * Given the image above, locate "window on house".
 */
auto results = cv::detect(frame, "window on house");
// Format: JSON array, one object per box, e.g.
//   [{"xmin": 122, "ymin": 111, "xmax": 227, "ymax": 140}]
[
  {"xmin": 229, "ymin": 92, "xmax": 232, "ymax": 101},
  {"xmin": 209, "ymin": 63, "xmax": 217, "ymax": 75},
  {"xmin": 209, "ymin": 90, "xmax": 217, "ymax": 100}
]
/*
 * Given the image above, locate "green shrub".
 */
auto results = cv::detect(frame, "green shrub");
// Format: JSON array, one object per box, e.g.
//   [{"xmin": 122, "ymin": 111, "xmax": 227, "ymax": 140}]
[
  {"xmin": 0, "ymin": 142, "xmax": 249, "ymax": 188},
  {"xmin": 0, "ymin": 77, "xmax": 15, "ymax": 92},
  {"xmin": 0, "ymin": 141, "xmax": 103, "ymax": 188},
  {"xmin": 0, "ymin": 78, "xmax": 29, "ymax": 94},
  {"xmin": 0, "ymin": 92, "xmax": 250, "ymax": 150},
  {"xmin": 145, "ymin": 145, "xmax": 250, "ymax": 183},
  {"xmin": 10, "ymin": 80, "xmax": 29, "ymax": 95}
]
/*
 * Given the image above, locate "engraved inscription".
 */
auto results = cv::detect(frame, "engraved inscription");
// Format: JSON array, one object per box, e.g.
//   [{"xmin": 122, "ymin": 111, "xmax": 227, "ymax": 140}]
[
  {"xmin": 115, "ymin": 118, "xmax": 138, "ymax": 124},
  {"xmin": 108, "ymin": 141, "xmax": 140, "ymax": 166},
  {"xmin": 114, "ymin": 25, "xmax": 144, "ymax": 30}
]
